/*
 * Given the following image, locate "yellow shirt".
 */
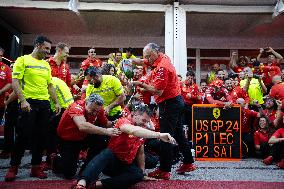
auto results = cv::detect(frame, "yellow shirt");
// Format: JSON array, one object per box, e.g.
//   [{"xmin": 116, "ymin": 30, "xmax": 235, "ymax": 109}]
[
  {"xmin": 86, "ymin": 75, "xmax": 124, "ymax": 116},
  {"xmin": 240, "ymin": 78, "xmax": 264, "ymax": 104},
  {"xmin": 51, "ymin": 77, "xmax": 74, "ymax": 110},
  {"xmin": 12, "ymin": 54, "xmax": 52, "ymax": 101}
]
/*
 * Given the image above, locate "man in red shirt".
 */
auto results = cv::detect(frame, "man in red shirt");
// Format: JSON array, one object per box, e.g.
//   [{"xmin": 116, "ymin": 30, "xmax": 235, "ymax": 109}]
[
  {"xmin": 205, "ymin": 79, "xmax": 233, "ymax": 108},
  {"xmin": 0, "ymin": 47, "xmax": 13, "ymax": 158},
  {"xmin": 47, "ymin": 42, "xmax": 71, "ymax": 87},
  {"xmin": 53, "ymin": 93, "xmax": 120, "ymax": 179},
  {"xmin": 132, "ymin": 66, "xmax": 151, "ymax": 105},
  {"xmin": 257, "ymin": 47, "xmax": 283, "ymax": 67},
  {"xmin": 76, "ymin": 47, "xmax": 103, "ymax": 88},
  {"xmin": 72, "ymin": 103, "xmax": 176, "ymax": 189},
  {"xmin": 229, "ymin": 51, "xmax": 249, "ymax": 73},
  {"xmin": 236, "ymin": 98, "xmax": 260, "ymax": 157},
  {"xmin": 132, "ymin": 43, "xmax": 196, "ymax": 180},
  {"xmin": 270, "ymin": 75, "xmax": 284, "ymax": 109},
  {"xmin": 224, "ymin": 78, "xmax": 250, "ymax": 107}
]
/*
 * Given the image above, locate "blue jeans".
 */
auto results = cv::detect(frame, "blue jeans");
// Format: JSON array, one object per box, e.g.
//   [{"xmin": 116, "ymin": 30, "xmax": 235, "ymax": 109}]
[
  {"xmin": 80, "ymin": 148, "xmax": 143, "ymax": 189},
  {"xmin": 158, "ymin": 95, "xmax": 194, "ymax": 172}
]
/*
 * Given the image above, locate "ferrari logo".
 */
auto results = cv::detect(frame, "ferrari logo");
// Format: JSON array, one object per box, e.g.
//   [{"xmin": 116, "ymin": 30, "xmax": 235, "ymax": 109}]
[{"xmin": 213, "ymin": 108, "xmax": 221, "ymax": 119}]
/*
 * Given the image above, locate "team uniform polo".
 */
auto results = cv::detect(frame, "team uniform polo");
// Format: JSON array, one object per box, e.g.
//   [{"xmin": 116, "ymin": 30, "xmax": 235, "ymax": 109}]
[
  {"xmin": 50, "ymin": 77, "xmax": 74, "ymax": 111},
  {"xmin": 12, "ymin": 54, "xmax": 52, "ymax": 101},
  {"xmin": 254, "ymin": 130, "xmax": 270, "ymax": 146},
  {"xmin": 272, "ymin": 128, "xmax": 284, "ymax": 138},
  {"xmin": 48, "ymin": 57, "xmax": 71, "ymax": 87},
  {"xmin": 0, "ymin": 61, "xmax": 12, "ymax": 107},
  {"xmin": 81, "ymin": 58, "xmax": 102, "ymax": 70},
  {"xmin": 86, "ymin": 75, "xmax": 124, "ymax": 117},
  {"xmin": 135, "ymin": 75, "xmax": 151, "ymax": 105},
  {"xmin": 108, "ymin": 117, "xmax": 145, "ymax": 164},
  {"xmin": 241, "ymin": 108, "xmax": 258, "ymax": 133},
  {"xmin": 270, "ymin": 82, "xmax": 284, "ymax": 109},
  {"xmin": 148, "ymin": 53, "xmax": 180, "ymax": 104},
  {"xmin": 57, "ymin": 100, "xmax": 108, "ymax": 141},
  {"xmin": 228, "ymin": 86, "xmax": 250, "ymax": 104},
  {"xmin": 181, "ymin": 82, "xmax": 201, "ymax": 106}
]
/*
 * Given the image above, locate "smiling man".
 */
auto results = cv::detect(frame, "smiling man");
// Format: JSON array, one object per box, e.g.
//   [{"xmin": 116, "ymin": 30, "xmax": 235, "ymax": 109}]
[
  {"xmin": 47, "ymin": 42, "xmax": 71, "ymax": 87},
  {"xmin": 5, "ymin": 35, "xmax": 61, "ymax": 181}
]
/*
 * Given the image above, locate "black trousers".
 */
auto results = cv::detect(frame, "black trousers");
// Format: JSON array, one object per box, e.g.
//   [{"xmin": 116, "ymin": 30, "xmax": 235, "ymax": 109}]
[
  {"xmin": 81, "ymin": 148, "xmax": 143, "ymax": 189},
  {"xmin": 46, "ymin": 108, "xmax": 66, "ymax": 162},
  {"xmin": 183, "ymin": 104, "xmax": 193, "ymax": 141},
  {"xmin": 54, "ymin": 135, "xmax": 109, "ymax": 179},
  {"xmin": 158, "ymin": 95, "xmax": 194, "ymax": 172},
  {"xmin": 53, "ymin": 140, "xmax": 84, "ymax": 179},
  {"xmin": 242, "ymin": 132, "xmax": 254, "ymax": 157},
  {"xmin": 10, "ymin": 99, "xmax": 51, "ymax": 166},
  {"xmin": 2, "ymin": 101, "xmax": 18, "ymax": 152}
]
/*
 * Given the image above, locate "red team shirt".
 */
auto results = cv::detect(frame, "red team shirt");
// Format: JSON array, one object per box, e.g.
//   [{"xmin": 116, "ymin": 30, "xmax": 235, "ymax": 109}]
[
  {"xmin": 228, "ymin": 86, "xmax": 250, "ymax": 104},
  {"xmin": 57, "ymin": 100, "xmax": 108, "ymax": 141},
  {"xmin": 147, "ymin": 53, "xmax": 181, "ymax": 104},
  {"xmin": 108, "ymin": 117, "xmax": 145, "ymax": 164},
  {"xmin": 135, "ymin": 75, "xmax": 151, "ymax": 105},
  {"xmin": 272, "ymin": 128, "xmax": 284, "ymax": 138},
  {"xmin": 270, "ymin": 82, "xmax": 284, "ymax": 109},
  {"xmin": 254, "ymin": 130, "xmax": 270, "ymax": 145},
  {"xmin": 80, "ymin": 58, "xmax": 102, "ymax": 71},
  {"xmin": 47, "ymin": 57, "xmax": 71, "ymax": 87},
  {"xmin": 205, "ymin": 86, "xmax": 232, "ymax": 104},
  {"xmin": 181, "ymin": 81, "xmax": 201, "ymax": 105},
  {"xmin": 0, "ymin": 62, "xmax": 12, "ymax": 107},
  {"xmin": 260, "ymin": 66, "xmax": 281, "ymax": 87},
  {"xmin": 241, "ymin": 108, "xmax": 258, "ymax": 133}
]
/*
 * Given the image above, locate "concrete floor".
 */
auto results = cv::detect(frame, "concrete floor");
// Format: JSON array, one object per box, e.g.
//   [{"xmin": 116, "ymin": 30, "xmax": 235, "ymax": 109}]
[{"xmin": 0, "ymin": 152, "xmax": 283, "ymax": 183}]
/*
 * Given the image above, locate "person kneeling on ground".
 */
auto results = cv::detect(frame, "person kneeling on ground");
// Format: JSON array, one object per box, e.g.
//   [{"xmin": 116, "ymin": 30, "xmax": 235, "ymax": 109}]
[
  {"xmin": 52, "ymin": 93, "xmax": 120, "ymax": 179},
  {"xmin": 72, "ymin": 103, "xmax": 176, "ymax": 189}
]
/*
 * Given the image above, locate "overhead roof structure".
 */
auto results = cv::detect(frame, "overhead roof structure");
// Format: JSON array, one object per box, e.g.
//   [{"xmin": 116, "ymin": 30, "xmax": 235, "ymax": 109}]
[
  {"xmin": 0, "ymin": 0, "xmax": 283, "ymax": 79},
  {"xmin": 0, "ymin": 0, "xmax": 283, "ymax": 48}
]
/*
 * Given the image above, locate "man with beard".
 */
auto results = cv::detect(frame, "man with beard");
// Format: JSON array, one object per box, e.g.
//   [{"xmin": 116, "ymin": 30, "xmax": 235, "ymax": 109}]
[
  {"xmin": 72, "ymin": 103, "xmax": 176, "ymax": 189},
  {"xmin": 5, "ymin": 36, "xmax": 61, "ymax": 181},
  {"xmin": 229, "ymin": 51, "xmax": 249, "ymax": 73},
  {"xmin": 224, "ymin": 78, "xmax": 250, "ymax": 108},
  {"xmin": 53, "ymin": 93, "xmax": 120, "ymax": 179},
  {"xmin": 205, "ymin": 79, "xmax": 233, "ymax": 108},
  {"xmin": 85, "ymin": 67, "xmax": 126, "ymax": 121}
]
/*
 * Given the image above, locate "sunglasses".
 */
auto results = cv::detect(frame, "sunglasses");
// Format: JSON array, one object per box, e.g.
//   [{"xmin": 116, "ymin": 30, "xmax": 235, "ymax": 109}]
[{"xmin": 88, "ymin": 51, "xmax": 96, "ymax": 54}]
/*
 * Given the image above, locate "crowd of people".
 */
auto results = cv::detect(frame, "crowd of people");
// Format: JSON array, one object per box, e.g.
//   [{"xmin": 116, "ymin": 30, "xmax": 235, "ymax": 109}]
[{"xmin": 0, "ymin": 35, "xmax": 283, "ymax": 189}]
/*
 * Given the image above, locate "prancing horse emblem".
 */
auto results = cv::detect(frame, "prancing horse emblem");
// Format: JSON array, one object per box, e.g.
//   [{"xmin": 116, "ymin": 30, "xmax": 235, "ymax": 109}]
[{"xmin": 213, "ymin": 108, "xmax": 221, "ymax": 119}]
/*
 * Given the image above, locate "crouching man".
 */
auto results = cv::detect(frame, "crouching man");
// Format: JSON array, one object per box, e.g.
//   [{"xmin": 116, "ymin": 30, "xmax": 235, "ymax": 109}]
[
  {"xmin": 53, "ymin": 93, "xmax": 121, "ymax": 179},
  {"xmin": 72, "ymin": 103, "xmax": 176, "ymax": 189}
]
